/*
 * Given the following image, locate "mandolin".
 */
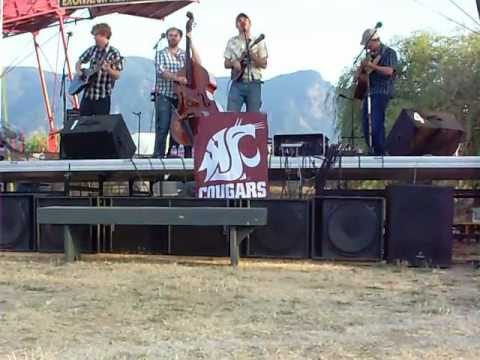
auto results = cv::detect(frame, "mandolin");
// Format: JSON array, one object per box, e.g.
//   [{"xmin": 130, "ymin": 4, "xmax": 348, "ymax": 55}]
[
  {"xmin": 231, "ymin": 34, "xmax": 266, "ymax": 82},
  {"xmin": 170, "ymin": 12, "xmax": 219, "ymax": 146}
]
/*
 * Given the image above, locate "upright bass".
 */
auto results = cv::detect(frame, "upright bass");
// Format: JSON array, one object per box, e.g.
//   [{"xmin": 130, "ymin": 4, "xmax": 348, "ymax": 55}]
[{"xmin": 170, "ymin": 12, "xmax": 219, "ymax": 146}]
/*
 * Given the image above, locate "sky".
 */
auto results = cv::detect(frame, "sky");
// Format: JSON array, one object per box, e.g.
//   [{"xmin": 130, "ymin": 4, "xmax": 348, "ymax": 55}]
[{"xmin": 1, "ymin": 0, "xmax": 479, "ymax": 85}]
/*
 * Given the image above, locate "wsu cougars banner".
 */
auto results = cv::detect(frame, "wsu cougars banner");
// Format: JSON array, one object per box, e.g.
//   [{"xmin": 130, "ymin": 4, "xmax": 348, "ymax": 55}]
[{"xmin": 194, "ymin": 113, "xmax": 269, "ymax": 199}]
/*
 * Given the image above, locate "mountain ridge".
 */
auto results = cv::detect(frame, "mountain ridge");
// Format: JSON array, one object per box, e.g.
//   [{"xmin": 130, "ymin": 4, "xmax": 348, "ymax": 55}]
[{"xmin": 1, "ymin": 57, "xmax": 337, "ymax": 139}]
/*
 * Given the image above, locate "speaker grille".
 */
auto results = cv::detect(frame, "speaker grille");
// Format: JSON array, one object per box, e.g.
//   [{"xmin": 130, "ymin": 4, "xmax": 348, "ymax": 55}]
[
  {"xmin": 169, "ymin": 199, "xmax": 229, "ymax": 257},
  {"xmin": 37, "ymin": 197, "xmax": 94, "ymax": 253},
  {"xmin": 314, "ymin": 197, "xmax": 384, "ymax": 260},
  {"xmin": 0, "ymin": 195, "xmax": 34, "ymax": 251},
  {"xmin": 386, "ymin": 185, "xmax": 453, "ymax": 267},
  {"xmin": 110, "ymin": 198, "xmax": 169, "ymax": 254},
  {"xmin": 246, "ymin": 200, "xmax": 310, "ymax": 259}
]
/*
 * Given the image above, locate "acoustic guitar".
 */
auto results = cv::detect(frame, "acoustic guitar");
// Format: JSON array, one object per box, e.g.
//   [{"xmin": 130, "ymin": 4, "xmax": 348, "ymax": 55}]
[
  {"xmin": 353, "ymin": 52, "xmax": 382, "ymax": 100},
  {"xmin": 68, "ymin": 52, "xmax": 120, "ymax": 96}
]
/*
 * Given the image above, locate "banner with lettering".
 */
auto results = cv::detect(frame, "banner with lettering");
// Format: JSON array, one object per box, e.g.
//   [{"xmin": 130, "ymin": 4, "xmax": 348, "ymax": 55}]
[
  {"xmin": 194, "ymin": 113, "xmax": 269, "ymax": 199},
  {"xmin": 59, "ymin": 0, "xmax": 163, "ymax": 8}
]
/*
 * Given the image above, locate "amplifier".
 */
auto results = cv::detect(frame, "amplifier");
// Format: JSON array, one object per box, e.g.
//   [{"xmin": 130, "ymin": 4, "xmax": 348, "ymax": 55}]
[
  {"xmin": 273, "ymin": 133, "xmax": 329, "ymax": 157},
  {"xmin": 60, "ymin": 114, "xmax": 136, "ymax": 159}
]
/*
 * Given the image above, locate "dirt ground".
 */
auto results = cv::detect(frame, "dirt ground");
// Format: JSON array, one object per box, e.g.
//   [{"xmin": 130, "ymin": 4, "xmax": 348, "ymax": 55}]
[{"xmin": 0, "ymin": 254, "xmax": 479, "ymax": 360}]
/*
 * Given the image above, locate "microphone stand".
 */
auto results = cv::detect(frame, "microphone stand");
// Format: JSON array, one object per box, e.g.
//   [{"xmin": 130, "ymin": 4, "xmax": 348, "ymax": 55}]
[
  {"xmin": 244, "ymin": 29, "xmax": 252, "ymax": 82},
  {"xmin": 133, "ymin": 112, "xmax": 142, "ymax": 157},
  {"xmin": 337, "ymin": 94, "xmax": 361, "ymax": 148},
  {"xmin": 61, "ymin": 32, "xmax": 73, "ymax": 129},
  {"xmin": 152, "ymin": 35, "xmax": 164, "ymax": 158},
  {"xmin": 352, "ymin": 24, "xmax": 381, "ymax": 155}
]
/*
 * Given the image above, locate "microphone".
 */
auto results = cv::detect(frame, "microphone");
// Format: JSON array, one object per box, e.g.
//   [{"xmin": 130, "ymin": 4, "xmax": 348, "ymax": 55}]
[
  {"xmin": 153, "ymin": 33, "xmax": 166, "ymax": 50},
  {"xmin": 375, "ymin": 22, "xmax": 383, "ymax": 29}
]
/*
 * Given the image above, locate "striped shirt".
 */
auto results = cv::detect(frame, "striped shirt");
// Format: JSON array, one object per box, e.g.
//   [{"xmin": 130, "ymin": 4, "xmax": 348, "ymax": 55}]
[
  {"xmin": 369, "ymin": 44, "xmax": 398, "ymax": 98},
  {"xmin": 78, "ymin": 45, "xmax": 123, "ymax": 100},
  {"xmin": 155, "ymin": 47, "xmax": 186, "ymax": 99}
]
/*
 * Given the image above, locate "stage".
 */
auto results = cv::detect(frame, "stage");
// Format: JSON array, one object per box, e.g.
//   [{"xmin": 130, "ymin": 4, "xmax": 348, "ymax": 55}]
[{"xmin": 0, "ymin": 156, "xmax": 478, "ymax": 183}]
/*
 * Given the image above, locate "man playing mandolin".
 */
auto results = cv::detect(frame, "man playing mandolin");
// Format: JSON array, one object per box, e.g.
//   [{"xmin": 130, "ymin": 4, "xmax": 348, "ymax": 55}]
[
  {"xmin": 75, "ymin": 23, "xmax": 123, "ymax": 116},
  {"xmin": 357, "ymin": 28, "xmax": 398, "ymax": 156},
  {"xmin": 224, "ymin": 13, "xmax": 268, "ymax": 112},
  {"xmin": 153, "ymin": 26, "xmax": 201, "ymax": 158}
]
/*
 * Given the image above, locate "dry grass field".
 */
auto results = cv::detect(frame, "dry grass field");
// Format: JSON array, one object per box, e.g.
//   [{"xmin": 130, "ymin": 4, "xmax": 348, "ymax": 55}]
[{"xmin": 0, "ymin": 254, "xmax": 479, "ymax": 360}]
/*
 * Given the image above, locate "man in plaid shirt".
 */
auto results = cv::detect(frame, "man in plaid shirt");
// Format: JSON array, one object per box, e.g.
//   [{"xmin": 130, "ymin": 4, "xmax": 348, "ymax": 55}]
[
  {"xmin": 75, "ymin": 23, "xmax": 123, "ymax": 116},
  {"xmin": 224, "ymin": 13, "xmax": 268, "ymax": 112},
  {"xmin": 154, "ymin": 27, "xmax": 200, "ymax": 158}
]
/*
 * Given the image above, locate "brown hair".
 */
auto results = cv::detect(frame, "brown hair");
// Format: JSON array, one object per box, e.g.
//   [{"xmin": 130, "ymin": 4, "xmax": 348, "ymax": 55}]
[{"xmin": 91, "ymin": 23, "xmax": 112, "ymax": 39}]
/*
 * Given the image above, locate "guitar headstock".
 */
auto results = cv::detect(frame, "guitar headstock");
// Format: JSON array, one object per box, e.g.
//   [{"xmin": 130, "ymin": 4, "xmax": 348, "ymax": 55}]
[{"xmin": 186, "ymin": 12, "xmax": 194, "ymax": 34}]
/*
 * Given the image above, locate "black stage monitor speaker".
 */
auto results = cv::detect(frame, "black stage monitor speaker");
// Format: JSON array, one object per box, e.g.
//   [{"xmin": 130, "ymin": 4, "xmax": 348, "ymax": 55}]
[
  {"xmin": 273, "ymin": 133, "xmax": 329, "ymax": 157},
  {"xmin": 386, "ymin": 185, "xmax": 453, "ymax": 267},
  {"xmin": 246, "ymin": 199, "xmax": 310, "ymax": 259},
  {"xmin": 60, "ymin": 114, "xmax": 136, "ymax": 159},
  {"xmin": 109, "ymin": 198, "xmax": 169, "ymax": 254},
  {"xmin": 387, "ymin": 109, "xmax": 464, "ymax": 156},
  {"xmin": 37, "ymin": 197, "xmax": 95, "ymax": 253},
  {"xmin": 170, "ymin": 199, "xmax": 229, "ymax": 257},
  {"xmin": 313, "ymin": 197, "xmax": 384, "ymax": 261},
  {"xmin": 0, "ymin": 195, "xmax": 34, "ymax": 251}
]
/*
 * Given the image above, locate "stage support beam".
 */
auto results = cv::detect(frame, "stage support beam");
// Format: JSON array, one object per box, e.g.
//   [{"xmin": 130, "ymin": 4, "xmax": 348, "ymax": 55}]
[{"xmin": 33, "ymin": 32, "xmax": 58, "ymax": 153}]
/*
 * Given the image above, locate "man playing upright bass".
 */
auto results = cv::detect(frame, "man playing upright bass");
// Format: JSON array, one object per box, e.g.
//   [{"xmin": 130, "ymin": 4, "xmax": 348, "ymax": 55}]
[
  {"xmin": 224, "ymin": 13, "xmax": 268, "ymax": 113},
  {"xmin": 153, "ymin": 26, "xmax": 201, "ymax": 158}
]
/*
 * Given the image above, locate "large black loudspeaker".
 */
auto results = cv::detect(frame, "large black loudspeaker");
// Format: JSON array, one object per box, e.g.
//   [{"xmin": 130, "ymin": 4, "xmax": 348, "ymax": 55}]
[
  {"xmin": 36, "ymin": 197, "xmax": 95, "ymax": 253},
  {"xmin": 0, "ymin": 195, "xmax": 34, "ymax": 251},
  {"xmin": 313, "ymin": 197, "xmax": 384, "ymax": 260},
  {"xmin": 170, "ymin": 199, "xmax": 229, "ymax": 257},
  {"xmin": 60, "ymin": 114, "xmax": 136, "ymax": 159},
  {"xmin": 273, "ymin": 133, "xmax": 329, "ymax": 156},
  {"xmin": 386, "ymin": 185, "xmax": 453, "ymax": 267},
  {"xmin": 387, "ymin": 109, "xmax": 464, "ymax": 156},
  {"xmin": 246, "ymin": 200, "xmax": 310, "ymax": 259},
  {"xmin": 109, "ymin": 198, "xmax": 169, "ymax": 254}
]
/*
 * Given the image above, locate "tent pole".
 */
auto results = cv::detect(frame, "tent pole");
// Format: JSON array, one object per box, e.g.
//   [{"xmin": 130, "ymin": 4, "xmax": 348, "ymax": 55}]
[
  {"xmin": 58, "ymin": 14, "xmax": 79, "ymax": 110},
  {"xmin": 33, "ymin": 32, "xmax": 58, "ymax": 153}
]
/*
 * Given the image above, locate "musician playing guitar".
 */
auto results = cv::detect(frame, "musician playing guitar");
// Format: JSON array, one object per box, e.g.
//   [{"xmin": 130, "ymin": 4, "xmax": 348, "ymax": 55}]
[
  {"xmin": 357, "ymin": 28, "xmax": 398, "ymax": 156},
  {"xmin": 75, "ymin": 23, "xmax": 123, "ymax": 116},
  {"xmin": 224, "ymin": 13, "xmax": 268, "ymax": 112}
]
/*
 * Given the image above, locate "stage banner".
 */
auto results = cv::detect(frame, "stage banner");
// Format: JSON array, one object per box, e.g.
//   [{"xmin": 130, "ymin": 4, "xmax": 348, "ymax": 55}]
[
  {"xmin": 59, "ymin": 0, "xmax": 163, "ymax": 9},
  {"xmin": 195, "ymin": 113, "xmax": 269, "ymax": 199}
]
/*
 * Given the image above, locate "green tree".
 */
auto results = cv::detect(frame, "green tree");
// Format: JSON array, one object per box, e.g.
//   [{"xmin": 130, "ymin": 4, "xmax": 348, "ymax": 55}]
[
  {"xmin": 337, "ymin": 32, "xmax": 480, "ymax": 154},
  {"xmin": 25, "ymin": 131, "xmax": 48, "ymax": 154}
]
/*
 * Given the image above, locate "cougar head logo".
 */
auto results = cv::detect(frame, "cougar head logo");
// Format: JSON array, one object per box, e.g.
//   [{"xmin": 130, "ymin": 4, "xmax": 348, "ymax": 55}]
[{"xmin": 199, "ymin": 119, "xmax": 264, "ymax": 182}]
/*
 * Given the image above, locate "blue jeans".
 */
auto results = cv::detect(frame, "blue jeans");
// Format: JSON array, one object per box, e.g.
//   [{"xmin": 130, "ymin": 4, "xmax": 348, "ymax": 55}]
[
  {"xmin": 79, "ymin": 96, "xmax": 111, "ymax": 116},
  {"xmin": 227, "ymin": 81, "xmax": 262, "ymax": 112},
  {"xmin": 362, "ymin": 94, "xmax": 390, "ymax": 156},
  {"xmin": 154, "ymin": 95, "xmax": 177, "ymax": 158}
]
